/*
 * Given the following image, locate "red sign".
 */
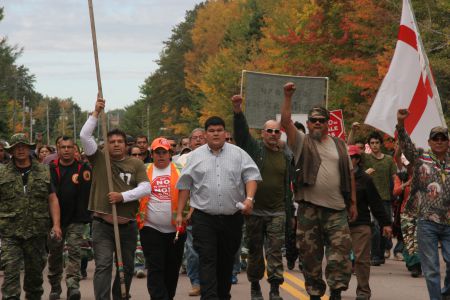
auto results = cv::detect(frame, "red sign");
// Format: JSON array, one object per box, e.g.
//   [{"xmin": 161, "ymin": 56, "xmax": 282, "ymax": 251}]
[{"xmin": 328, "ymin": 109, "xmax": 346, "ymax": 141}]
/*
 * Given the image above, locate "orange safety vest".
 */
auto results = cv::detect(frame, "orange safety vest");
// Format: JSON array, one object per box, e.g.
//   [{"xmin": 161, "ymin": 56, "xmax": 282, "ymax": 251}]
[{"xmin": 136, "ymin": 162, "xmax": 180, "ymax": 230}]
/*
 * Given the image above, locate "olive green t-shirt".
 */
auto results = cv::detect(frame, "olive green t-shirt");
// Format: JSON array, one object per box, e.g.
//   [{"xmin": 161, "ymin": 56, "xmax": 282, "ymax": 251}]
[
  {"xmin": 362, "ymin": 153, "xmax": 396, "ymax": 201},
  {"xmin": 253, "ymin": 148, "xmax": 286, "ymax": 215},
  {"xmin": 88, "ymin": 150, "xmax": 148, "ymax": 219}
]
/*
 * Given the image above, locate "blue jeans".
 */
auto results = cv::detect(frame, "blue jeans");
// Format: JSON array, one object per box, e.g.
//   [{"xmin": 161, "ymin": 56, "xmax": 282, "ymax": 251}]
[
  {"xmin": 92, "ymin": 219, "xmax": 137, "ymax": 300},
  {"xmin": 185, "ymin": 225, "xmax": 200, "ymax": 287},
  {"xmin": 417, "ymin": 219, "xmax": 450, "ymax": 300}
]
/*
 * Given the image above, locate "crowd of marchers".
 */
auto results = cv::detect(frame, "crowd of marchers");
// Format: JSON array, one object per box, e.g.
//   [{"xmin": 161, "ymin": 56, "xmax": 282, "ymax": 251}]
[{"xmin": 0, "ymin": 82, "xmax": 448, "ymax": 300}]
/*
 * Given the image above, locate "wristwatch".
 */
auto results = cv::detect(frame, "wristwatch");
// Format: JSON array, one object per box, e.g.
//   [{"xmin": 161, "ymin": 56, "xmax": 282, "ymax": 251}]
[{"xmin": 246, "ymin": 197, "xmax": 255, "ymax": 204}]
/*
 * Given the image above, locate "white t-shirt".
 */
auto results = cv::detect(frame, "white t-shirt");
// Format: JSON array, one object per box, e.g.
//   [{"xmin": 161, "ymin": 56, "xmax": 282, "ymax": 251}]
[{"xmin": 145, "ymin": 165, "xmax": 175, "ymax": 233}]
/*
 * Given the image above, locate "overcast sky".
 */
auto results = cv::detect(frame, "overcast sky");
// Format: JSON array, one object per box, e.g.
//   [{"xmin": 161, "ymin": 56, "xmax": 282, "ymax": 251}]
[{"xmin": 2, "ymin": 0, "xmax": 203, "ymax": 111}]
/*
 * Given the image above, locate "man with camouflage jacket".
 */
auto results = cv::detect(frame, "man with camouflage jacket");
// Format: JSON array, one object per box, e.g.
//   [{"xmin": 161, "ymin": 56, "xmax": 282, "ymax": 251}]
[
  {"xmin": 232, "ymin": 94, "xmax": 294, "ymax": 300},
  {"xmin": 397, "ymin": 109, "xmax": 450, "ymax": 300},
  {"xmin": 0, "ymin": 133, "xmax": 62, "ymax": 300}
]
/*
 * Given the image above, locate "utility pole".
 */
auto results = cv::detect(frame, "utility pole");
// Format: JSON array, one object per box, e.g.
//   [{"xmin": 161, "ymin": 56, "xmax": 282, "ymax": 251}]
[
  {"xmin": 73, "ymin": 109, "xmax": 77, "ymax": 144},
  {"xmin": 107, "ymin": 112, "xmax": 110, "ymax": 131},
  {"xmin": 47, "ymin": 104, "xmax": 50, "ymax": 144},
  {"xmin": 62, "ymin": 108, "xmax": 65, "ymax": 135},
  {"xmin": 147, "ymin": 105, "xmax": 150, "ymax": 140},
  {"xmin": 22, "ymin": 96, "xmax": 26, "ymax": 131},
  {"xmin": 29, "ymin": 108, "xmax": 33, "ymax": 143}
]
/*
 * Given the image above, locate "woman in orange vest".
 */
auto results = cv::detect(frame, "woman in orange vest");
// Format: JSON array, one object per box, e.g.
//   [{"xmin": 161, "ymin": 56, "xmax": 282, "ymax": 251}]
[{"xmin": 136, "ymin": 137, "xmax": 186, "ymax": 299}]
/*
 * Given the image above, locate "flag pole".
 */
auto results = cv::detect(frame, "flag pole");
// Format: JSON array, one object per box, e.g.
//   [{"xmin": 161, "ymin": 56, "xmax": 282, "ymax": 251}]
[{"xmin": 87, "ymin": 0, "xmax": 128, "ymax": 298}]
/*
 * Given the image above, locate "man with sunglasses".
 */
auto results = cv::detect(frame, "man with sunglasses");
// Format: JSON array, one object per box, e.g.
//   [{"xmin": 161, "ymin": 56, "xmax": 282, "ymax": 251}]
[
  {"xmin": 281, "ymin": 82, "xmax": 357, "ymax": 300},
  {"xmin": 397, "ymin": 109, "xmax": 450, "ymax": 300},
  {"xmin": 231, "ymin": 94, "xmax": 294, "ymax": 300}
]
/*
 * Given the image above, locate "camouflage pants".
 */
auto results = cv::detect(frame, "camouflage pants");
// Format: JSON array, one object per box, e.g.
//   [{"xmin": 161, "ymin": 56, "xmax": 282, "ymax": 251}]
[
  {"xmin": 1, "ymin": 235, "xmax": 47, "ymax": 300},
  {"xmin": 246, "ymin": 214, "xmax": 285, "ymax": 284},
  {"xmin": 47, "ymin": 223, "xmax": 84, "ymax": 290},
  {"xmin": 296, "ymin": 202, "xmax": 352, "ymax": 297}
]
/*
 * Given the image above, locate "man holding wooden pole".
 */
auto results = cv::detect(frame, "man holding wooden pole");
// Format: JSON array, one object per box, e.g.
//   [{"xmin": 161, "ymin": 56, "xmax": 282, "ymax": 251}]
[{"xmin": 80, "ymin": 97, "xmax": 151, "ymax": 299}]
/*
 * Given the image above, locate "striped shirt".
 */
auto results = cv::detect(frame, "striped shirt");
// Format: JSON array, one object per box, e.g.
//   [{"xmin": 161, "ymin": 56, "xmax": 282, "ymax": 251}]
[{"xmin": 176, "ymin": 143, "xmax": 262, "ymax": 215}]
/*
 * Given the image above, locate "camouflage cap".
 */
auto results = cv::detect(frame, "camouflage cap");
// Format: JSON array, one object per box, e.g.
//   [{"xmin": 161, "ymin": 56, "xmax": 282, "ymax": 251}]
[
  {"xmin": 429, "ymin": 126, "xmax": 448, "ymax": 140},
  {"xmin": 5, "ymin": 133, "xmax": 35, "ymax": 151}
]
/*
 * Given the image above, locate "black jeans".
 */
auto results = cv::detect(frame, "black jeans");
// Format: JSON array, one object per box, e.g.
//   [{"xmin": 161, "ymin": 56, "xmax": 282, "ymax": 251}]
[
  {"xmin": 140, "ymin": 226, "xmax": 186, "ymax": 300},
  {"xmin": 92, "ymin": 218, "xmax": 137, "ymax": 300},
  {"xmin": 192, "ymin": 209, "xmax": 243, "ymax": 300}
]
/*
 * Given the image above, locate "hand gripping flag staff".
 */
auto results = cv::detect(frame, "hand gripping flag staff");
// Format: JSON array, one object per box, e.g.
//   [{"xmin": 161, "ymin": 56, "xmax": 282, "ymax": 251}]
[
  {"xmin": 87, "ymin": 1, "xmax": 127, "ymax": 298},
  {"xmin": 365, "ymin": 0, "xmax": 446, "ymax": 149}
]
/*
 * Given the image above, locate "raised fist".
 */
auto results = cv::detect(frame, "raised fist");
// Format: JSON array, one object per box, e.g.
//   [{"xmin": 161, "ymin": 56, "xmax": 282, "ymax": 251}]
[
  {"xmin": 397, "ymin": 109, "xmax": 409, "ymax": 121},
  {"xmin": 231, "ymin": 95, "xmax": 243, "ymax": 113},
  {"xmin": 284, "ymin": 82, "xmax": 296, "ymax": 97}
]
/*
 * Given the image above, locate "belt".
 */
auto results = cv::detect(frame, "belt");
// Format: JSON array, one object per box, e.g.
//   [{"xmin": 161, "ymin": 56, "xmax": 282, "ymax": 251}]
[{"xmin": 93, "ymin": 216, "xmax": 135, "ymax": 227}]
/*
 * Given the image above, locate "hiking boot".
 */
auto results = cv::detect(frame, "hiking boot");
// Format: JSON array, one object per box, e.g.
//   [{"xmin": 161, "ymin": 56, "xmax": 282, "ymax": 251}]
[
  {"xmin": 330, "ymin": 289, "xmax": 342, "ymax": 300},
  {"xmin": 49, "ymin": 286, "xmax": 62, "ymax": 300},
  {"xmin": 269, "ymin": 282, "xmax": 283, "ymax": 300},
  {"xmin": 410, "ymin": 264, "xmax": 421, "ymax": 278},
  {"xmin": 67, "ymin": 288, "xmax": 81, "ymax": 300},
  {"xmin": 251, "ymin": 281, "xmax": 264, "ymax": 300},
  {"xmin": 188, "ymin": 285, "xmax": 201, "ymax": 296},
  {"xmin": 287, "ymin": 260, "xmax": 295, "ymax": 270}
]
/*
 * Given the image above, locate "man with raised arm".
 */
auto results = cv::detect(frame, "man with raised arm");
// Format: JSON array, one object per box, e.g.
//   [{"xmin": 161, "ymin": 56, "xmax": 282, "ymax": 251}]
[
  {"xmin": 80, "ymin": 97, "xmax": 151, "ymax": 300},
  {"xmin": 396, "ymin": 109, "xmax": 449, "ymax": 300},
  {"xmin": 280, "ymin": 82, "xmax": 357, "ymax": 300}
]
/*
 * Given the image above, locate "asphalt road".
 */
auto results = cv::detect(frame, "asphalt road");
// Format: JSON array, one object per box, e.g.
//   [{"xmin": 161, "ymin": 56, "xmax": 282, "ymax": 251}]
[{"xmin": 0, "ymin": 251, "xmax": 442, "ymax": 299}]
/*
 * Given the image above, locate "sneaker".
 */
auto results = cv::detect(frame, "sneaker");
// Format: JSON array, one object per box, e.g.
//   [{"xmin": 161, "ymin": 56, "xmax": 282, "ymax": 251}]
[
  {"xmin": 189, "ymin": 285, "xmax": 201, "ymax": 296},
  {"xmin": 384, "ymin": 249, "xmax": 391, "ymax": 259},
  {"xmin": 394, "ymin": 252, "xmax": 404, "ymax": 261},
  {"xmin": 67, "ymin": 288, "xmax": 81, "ymax": 300},
  {"xmin": 330, "ymin": 289, "xmax": 341, "ymax": 300},
  {"xmin": 231, "ymin": 274, "xmax": 238, "ymax": 284},
  {"xmin": 136, "ymin": 269, "xmax": 146, "ymax": 278}
]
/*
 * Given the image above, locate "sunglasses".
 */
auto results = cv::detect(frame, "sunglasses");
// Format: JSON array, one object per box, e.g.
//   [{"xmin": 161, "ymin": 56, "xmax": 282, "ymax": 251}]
[
  {"xmin": 225, "ymin": 137, "xmax": 234, "ymax": 142},
  {"xmin": 431, "ymin": 136, "xmax": 448, "ymax": 142},
  {"xmin": 154, "ymin": 149, "xmax": 169, "ymax": 155},
  {"xmin": 131, "ymin": 153, "xmax": 141, "ymax": 157},
  {"xmin": 308, "ymin": 117, "xmax": 327, "ymax": 124},
  {"xmin": 170, "ymin": 143, "xmax": 177, "ymax": 147},
  {"xmin": 265, "ymin": 128, "xmax": 281, "ymax": 134}
]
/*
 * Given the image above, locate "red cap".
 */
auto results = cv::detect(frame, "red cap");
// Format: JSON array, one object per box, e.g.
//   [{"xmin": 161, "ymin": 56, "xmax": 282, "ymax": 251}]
[
  {"xmin": 151, "ymin": 137, "xmax": 171, "ymax": 151},
  {"xmin": 348, "ymin": 145, "xmax": 361, "ymax": 156}
]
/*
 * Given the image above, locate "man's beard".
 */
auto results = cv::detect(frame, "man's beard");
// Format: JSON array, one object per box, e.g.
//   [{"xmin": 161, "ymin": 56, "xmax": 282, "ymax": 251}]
[{"xmin": 311, "ymin": 129, "xmax": 323, "ymax": 141}]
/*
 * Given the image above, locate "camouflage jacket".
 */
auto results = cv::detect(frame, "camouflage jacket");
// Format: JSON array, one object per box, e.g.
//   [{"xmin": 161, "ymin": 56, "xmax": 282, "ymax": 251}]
[
  {"xmin": 0, "ymin": 159, "xmax": 51, "ymax": 239},
  {"xmin": 397, "ymin": 125, "xmax": 450, "ymax": 225}
]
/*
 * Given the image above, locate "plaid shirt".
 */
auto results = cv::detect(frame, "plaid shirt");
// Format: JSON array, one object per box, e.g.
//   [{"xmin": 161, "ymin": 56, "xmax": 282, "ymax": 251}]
[{"xmin": 397, "ymin": 125, "xmax": 450, "ymax": 225}]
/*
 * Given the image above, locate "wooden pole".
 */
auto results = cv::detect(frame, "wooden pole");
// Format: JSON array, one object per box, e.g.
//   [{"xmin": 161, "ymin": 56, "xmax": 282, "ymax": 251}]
[{"xmin": 87, "ymin": 1, "xmax": 127, "ymax": 298}]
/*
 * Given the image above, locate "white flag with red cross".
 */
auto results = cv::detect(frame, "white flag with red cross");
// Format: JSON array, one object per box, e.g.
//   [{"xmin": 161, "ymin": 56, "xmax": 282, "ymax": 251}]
[{"xmin": 365, "ymin": 0, "xmax": 446, "ymax": 149}]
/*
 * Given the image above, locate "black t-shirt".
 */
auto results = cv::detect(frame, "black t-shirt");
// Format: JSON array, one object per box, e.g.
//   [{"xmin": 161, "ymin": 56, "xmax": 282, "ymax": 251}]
[{"xmin": 50, "ymin": 160, "xmax": 92, "ymax": 227}]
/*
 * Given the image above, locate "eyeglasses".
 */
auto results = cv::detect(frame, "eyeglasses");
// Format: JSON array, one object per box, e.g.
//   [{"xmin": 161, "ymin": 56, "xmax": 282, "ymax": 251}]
[
  {"xmin": 154, "ymin": 149, "xmax": 169, "ymax": 155},
  {"xmin": 225, "ymin": 137, "xmax": 234, "ymax": 142},
  {"xmin": 170, "ymin": 143, "xmax": 177, "ymax": 147},
  {"xmin": 265, "ymin": 129, "xmax": 281, "ymax": 134},
  {"xmin": 131, "ymin": 153, "xmax": 141, "ymax": 157},
  {"xmin": 308, "ymin": 117, "xmax": 327, "ymax": 124},
  {"xmin": 431, "ymin": 136, "xmax": 448, "ymax": 142}
]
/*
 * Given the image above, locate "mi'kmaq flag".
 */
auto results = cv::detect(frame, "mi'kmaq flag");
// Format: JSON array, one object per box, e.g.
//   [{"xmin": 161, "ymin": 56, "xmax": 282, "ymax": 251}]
[{"xmin": 365, "ymin": 0, "xmax": 447, "ymax": 149}]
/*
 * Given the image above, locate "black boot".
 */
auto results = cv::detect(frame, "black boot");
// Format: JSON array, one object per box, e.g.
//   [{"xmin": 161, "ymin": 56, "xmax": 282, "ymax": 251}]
[
  {"xmin": 269, "ymin": 282, "xmax": 283, "ymax": 300},
  {"xmin": 251, "ymin": 281, "xmax": 264, "ymax": 300},
  {"xmin": 330, "ymin": 289, "xmax": 342, "ymax": 300}
]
